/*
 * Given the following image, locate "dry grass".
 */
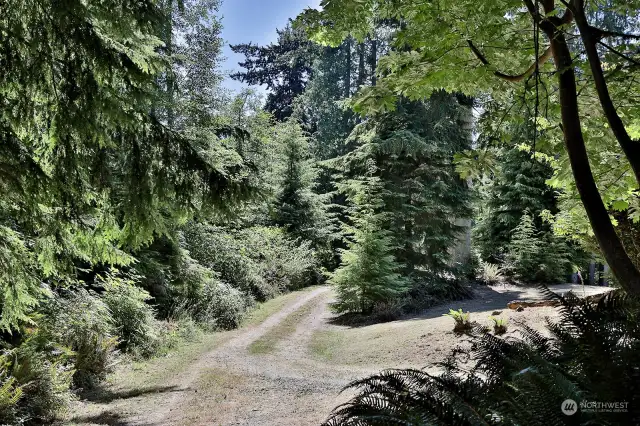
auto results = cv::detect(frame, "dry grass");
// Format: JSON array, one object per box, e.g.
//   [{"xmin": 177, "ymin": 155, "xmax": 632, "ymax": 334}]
[
  {"xmin": 248, "ymin": 297, "xmax": 318, "ymax": 354},
  {"xmin": 243, "ymin": 286, "xmax": 319, "ymax": 327}
]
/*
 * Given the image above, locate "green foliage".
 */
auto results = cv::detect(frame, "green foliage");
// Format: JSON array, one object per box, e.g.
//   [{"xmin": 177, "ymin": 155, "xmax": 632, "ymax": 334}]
[
  {"xmin": 477, "ymin": 261, "xmax": 503, "ymax": 285},
  {"xmin": 272, "ymin": 121, "xmax": 327, "ymax": 244},
  {"xmin": 230, "ymin": 21, "xmax": 319, "ymax": 120},
  {"xmin": 183, "ymin": 223, "xmax": 273, "ymax": 300},
  {"xmin": 330, "ymin": 214, "xmax": 411, "ymax": 314},
  {"xmin": 0, "ymin": 355, "xmax": 22, "ymax": 425},
  {"xmin": 301, "ymin": 0, "xmax": 640, "ymax": 292},
  {"xmin": 489, "ymin": 316, "xmax": 508, "ymax": 335},
  {"xmin": 187, "ymin": 279, "xmax": 249, "ymax": 331},
  {"xmin": 10, "ymin": 337, "xmax": 74, "ymax": 424},
  {"xmin": 238, "ymin": 226, "xmax": 319, "ymax": 291},
  {"xmin": 184, "ymin": 223, "xmax": 319, "ymax": 302},
  {"xmin": 324, "ymin": 289, "xmax": 640, "ymax": 425},
  {"xmin": 99, "ymin": 273, "xmax": 160, "ymax": 358},
  {"xmin": 39, "ymin": 290, "xmax": 118, "ymax": 389},
  {"xmin": 444, "ymin": 308, "xmax": 471, "ymax": 334},
  {"xmin": 336, "ymin": 95, "xmax": 472, "ymax": 276},
  {"xmin": 505, "ymin": 212, "xmax": 574, "ymax": 283},
  {"xmin": 474, "ymin": 148, "xmax": 558, "ymax": 262}
]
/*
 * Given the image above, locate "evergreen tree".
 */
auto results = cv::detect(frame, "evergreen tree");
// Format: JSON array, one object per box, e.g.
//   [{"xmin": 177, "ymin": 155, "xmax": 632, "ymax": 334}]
[
  {"xmin": 474, "ymin": 148, "xmax": 558, "ymax": 262},
  {"xmin": 337, "ymin": 94, "xmax": 472, "ymax": 276},
  {"xmin": 0, "ymin": 0, "xmax": 250, "ymax": 330},
  {"xmin": 272, "ymin": 121, "xmax": 321, "ymax": 240},
  {"xmin": 230, "ymin": 22, "xmax": 319, "ymax": 121},
  {"xmin": 330, "ymin": 180, "xmax": 410, "ymax": 314}
]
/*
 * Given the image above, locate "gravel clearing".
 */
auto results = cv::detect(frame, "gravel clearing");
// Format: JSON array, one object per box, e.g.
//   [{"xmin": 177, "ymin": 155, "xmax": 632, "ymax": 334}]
[{"xmin": 66, "ymin": 283, "xmax": 612, "ymax": 426}]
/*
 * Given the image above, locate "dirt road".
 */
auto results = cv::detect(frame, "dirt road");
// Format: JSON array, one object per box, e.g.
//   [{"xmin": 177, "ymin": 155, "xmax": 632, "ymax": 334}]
[{"xmin": 67, "ymin": 283, "xmax": 611, "ymax": 426}]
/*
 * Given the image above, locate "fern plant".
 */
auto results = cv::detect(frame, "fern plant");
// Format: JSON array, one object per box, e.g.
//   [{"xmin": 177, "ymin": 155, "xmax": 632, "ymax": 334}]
[
  {"xmin": 325, "ymin": 288, "xmax": 640, "ymax": 425},
  {"xmin": 444, "ymin": 308, "xmax": 471, "ymax": 334},
  {"xmin": 488, "ymin": 316, "xmax": 508, "ymax": 335}
]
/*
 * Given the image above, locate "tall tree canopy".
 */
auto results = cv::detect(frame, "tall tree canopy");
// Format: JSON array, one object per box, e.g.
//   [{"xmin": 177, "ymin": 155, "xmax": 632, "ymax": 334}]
[
  {"xmin": 0, "ymin": 0, "xmax": 251, "ymax": 330},
  {"xmin": 230, "ymin": 22, "xmax": 319, "ymax": 121},
  {"xmin": 300, "ymin": 0, "xmax": 640, "ymax": 295}
]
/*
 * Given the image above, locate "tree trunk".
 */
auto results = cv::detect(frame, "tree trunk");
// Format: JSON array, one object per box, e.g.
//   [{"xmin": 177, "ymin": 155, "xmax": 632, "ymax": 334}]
[
  {"xmin": 542, "ymin": 18, "xmax": 640, "ymax": 295},
  {"xmin": 344, "ymin": 37, "xmax": 351, "ymax": 98},
  {"xmin": 369, "ymin": 38, "xmax": 377, "ymax": 86},
  {"xmin": 573, "ymin": 5, "xmax": 640, "ymax": 186},
  {"xmin": 357, "ymin": 42, "xmax": 366, "ymax": 88}
]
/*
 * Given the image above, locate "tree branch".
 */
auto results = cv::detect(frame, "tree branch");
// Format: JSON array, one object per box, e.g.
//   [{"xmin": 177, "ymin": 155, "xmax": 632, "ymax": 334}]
[
  {"xmin": 572, "ymin": 5, "xmax": 640, "ymax": 186},
  {"xmin": 598, "ymin": 40, "xmax": 640, "ymax": 67},
  {"xmin": 467, "ymin": 40, "xmax": 552, "ymax": 82},
  {"xmin": 593, "ymin": 27, "xmax": 640, "ymax": 40}
]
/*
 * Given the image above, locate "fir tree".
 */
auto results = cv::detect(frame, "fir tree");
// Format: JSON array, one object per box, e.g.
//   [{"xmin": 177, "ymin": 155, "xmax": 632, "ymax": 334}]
[
  {"xmin": 330, "ymin": 179, "xmax": 410, "ymax": 314},
  {"xmin": 474, "ymin": 148, "xmax": 557, "ymax": 262},
  {"xmin": 337, "ymin": 94, "xmax": 472, "ymax": 275},
  {"xmin": 230, "ymin": 22, "xmax": 319, "ymax": 121},
  {"xmin": 0, "ymin": 0, "xmax": 251, "ymax": 330},
  {"xmin": 272, "ymin": 121, "xmax": 321, "ymax": 241}
]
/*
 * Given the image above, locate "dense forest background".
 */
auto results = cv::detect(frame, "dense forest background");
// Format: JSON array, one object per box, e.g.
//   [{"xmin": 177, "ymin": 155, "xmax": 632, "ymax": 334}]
[{"xmin": 1, "ymin": 0, "xmax": 638, "ymax": 423}]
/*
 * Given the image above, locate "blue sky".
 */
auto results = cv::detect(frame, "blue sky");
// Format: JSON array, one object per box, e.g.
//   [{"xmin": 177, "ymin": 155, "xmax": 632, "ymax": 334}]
[{"xmin": 218, "ymin": 0, "xmax": 320, "ymax": 93}]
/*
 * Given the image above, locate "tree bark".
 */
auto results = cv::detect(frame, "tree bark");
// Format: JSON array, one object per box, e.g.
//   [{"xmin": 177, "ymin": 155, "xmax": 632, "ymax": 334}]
[
  {"xmin": 357, "ymin": 42, "xmax": 366, "ymax": 88},
  {"xmin": 572, "ymin": 2, "xmax": 640, "ymax": 186},
  {"xmin": 541, "ymin": 17, "xmax": 640, "ymax": 295},
  {"xmin": 369, "ymin": 38, "xmax": 377, "ymax": 86},
  {"xmin": 344, "ymin": 38, "xmax": 352, "ymax": 98}
]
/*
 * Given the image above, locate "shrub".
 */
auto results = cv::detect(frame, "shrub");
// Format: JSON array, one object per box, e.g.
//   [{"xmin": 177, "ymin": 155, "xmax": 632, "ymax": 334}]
[
  {"xmin": 489, "ymin": 316, "xmax": 508, "ymax": 335},
  {"xmin": 444, "ymin": 308, "xmax": 471, "ymax": 334},
  {"xmin": 188, "ymin": 279, "xmax": 250, "ymax": 330},
  {"xmin": 0, "ymin": 355, "xmax": 22, "ymax": 425},
  {"xmin": 478, "ymin": 261, "xmax": 503, "ymax": 284},
  {"xmin": 11, "ymin": 337, "xmax": 74, "ymax": 424},
  {"xmin": 183, "ymin": 223, "xmax": 320, "ymax": 301},
  {"xmin": 98, "ymin": 272, "xmax": 160, "ymax": 358},
  {"xmin": 183, "ymin": 223, "xmax": 274, "ymax": 300},
  {"xmin": 238, "ymin": 226, "xmax": 318, "ymax": 291},
  {"xmin": 371, "ymin": 299, "xmax": 407, "ymax": 323},
  {"xmin": 39, "ymin": 289, "xmax": 118, "ymax": 389}
]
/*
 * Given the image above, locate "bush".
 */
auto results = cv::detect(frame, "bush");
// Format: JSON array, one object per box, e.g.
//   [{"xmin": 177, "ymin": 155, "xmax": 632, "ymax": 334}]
[
  {"xmin": 10, "ymin": 337, "xmax": 74, "ymax": 424},
  {"xmin": 0, "ymin": 355, "xmax": 22, "ymax": 425},
  {"xmin": 477, "ymin": 261, "xmax": 503, "ymax": 284},
  {"xmin": 39, "ymin": 289, "xmax": 118, "ymax": 389},
  {"xmin": 239, "ymin": 226, "xmax": 318, "ymax": 290},
  {"xmin": 183, "ymin": 223, "xmax": 320, "ymax": 301},
  {"xmin": 183, "ymin": 223, "xmax": 274, "ymax": 300},
  {"xmin": 98, "ymin": 272, "xmax": 160, "ymax": 358},
  {"xmin": 188, "ymin": 279, "xmax": 250, "ymax": 330}
]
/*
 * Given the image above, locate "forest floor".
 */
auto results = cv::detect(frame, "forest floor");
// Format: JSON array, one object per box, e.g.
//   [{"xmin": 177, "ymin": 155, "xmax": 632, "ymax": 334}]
[{"xmin": 65, "ymin": 283, "xmax": 611, "ymax": 426}]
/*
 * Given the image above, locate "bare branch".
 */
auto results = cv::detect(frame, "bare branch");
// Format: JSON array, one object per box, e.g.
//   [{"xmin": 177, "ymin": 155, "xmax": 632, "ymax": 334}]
[{"xmin": 467, "ymin": 40, "xmax": 552, "ymax": 82}]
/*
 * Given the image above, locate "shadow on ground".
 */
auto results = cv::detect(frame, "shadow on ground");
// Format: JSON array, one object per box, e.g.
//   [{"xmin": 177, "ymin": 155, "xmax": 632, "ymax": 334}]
[
  {"xmin": 79, "ymin": 384, "xmax": 185, "ymax": 403},
  {"xmin": 327, "ymin": 284, "xmax": 561, "ymax": 328},
  {"xmin": 66, "ymin": 410, "xmax": 144, "ymax": 426}
]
